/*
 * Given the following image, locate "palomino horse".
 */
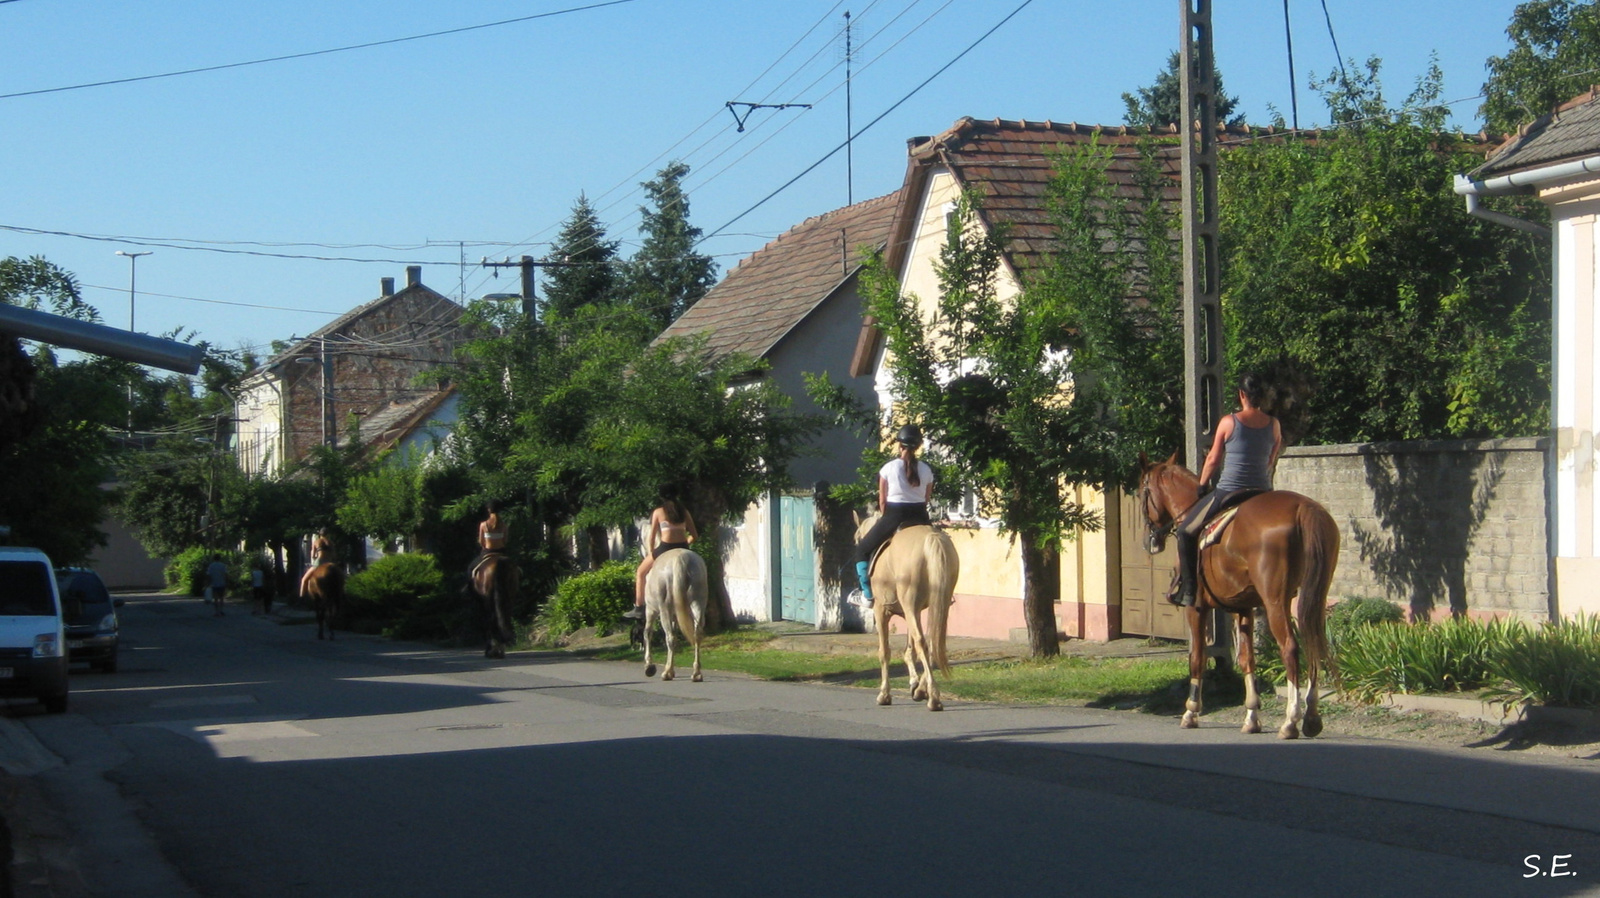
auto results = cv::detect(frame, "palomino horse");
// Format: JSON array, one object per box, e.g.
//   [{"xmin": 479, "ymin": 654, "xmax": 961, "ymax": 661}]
[
  {"xmin": 304, "ymin": 563, "xmax": 344, "ymax": 641},
  {"xmin": 1138, "ymin": 452, "xmax": 1339, "ymax": 738},
  {"xmin": 642, "ymin": 547, "xmax": 706, "ymax": 682},
  {"xmin": 854, "ymin": 514, "xmax": 959, "ymax": 711},
  {"xmin": 471, "ymin": 553, "xmax": 519, "ymax": 660}
]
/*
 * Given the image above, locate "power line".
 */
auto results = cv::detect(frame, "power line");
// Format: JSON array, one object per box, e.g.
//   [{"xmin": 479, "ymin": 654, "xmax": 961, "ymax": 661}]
[
  {"xmin": 0, "ymin": 0, "xmax": 642, "ymax": 101},
  {"xmin": 700, "ymin": 0, "xmax": 1035, "ymax": 244}
]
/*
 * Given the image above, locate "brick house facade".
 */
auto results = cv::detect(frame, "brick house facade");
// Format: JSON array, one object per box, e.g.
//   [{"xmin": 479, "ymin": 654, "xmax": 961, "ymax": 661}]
[{"xmin": 236, "ymin": 266, "xmax": 465, "ymax": 476}]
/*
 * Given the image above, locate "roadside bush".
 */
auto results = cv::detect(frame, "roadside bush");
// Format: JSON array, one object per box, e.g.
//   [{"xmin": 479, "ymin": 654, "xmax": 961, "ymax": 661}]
[
  {"xmin": 1335, "ymin": 616, "xmax": 1527, "ymax": 704},
  {"xmin": 165, "ymin": 547, "xmax": 249, "ymax": 596},
  {"xmin": 538, "ymin": 559, "xmax": 636, "ymax": 640},
  {"xmin": 1487, "ymin": 614, "xmax": 1600, "ymax": 709},
  {"xmin": 1250, "ymin": 596, "xmax": 1401, "ymax": 685},
  {"xmin": 1326, "ymin": 597, "xmax": 1405, "ymax": 648},
  {"xmin": 344, "ymin": 553, "xmax": 459, "ymax": 639}
]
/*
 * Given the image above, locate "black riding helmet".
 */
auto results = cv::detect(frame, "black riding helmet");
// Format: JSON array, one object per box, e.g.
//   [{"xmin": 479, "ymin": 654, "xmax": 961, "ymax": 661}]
[{"xmin": 896, "ymin": 423, "xmax": 923, "ymax": 447}]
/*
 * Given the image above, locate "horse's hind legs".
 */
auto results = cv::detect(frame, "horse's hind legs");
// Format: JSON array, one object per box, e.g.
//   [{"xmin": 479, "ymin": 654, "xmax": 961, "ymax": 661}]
[
  {"xmin": 1238, "ymin": 611, "xmax": 1262, "ymax": 734},
  {"xmin": 875, "ymin": 606, "xmax": 893, "ymax": 706},
  {"xmin": 642, "ymin": 608, "xmax": 658, "ymax": 679}
]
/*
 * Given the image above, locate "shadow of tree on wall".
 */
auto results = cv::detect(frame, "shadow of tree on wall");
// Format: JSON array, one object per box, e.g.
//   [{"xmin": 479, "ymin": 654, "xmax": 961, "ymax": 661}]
[{"xmin": 1352, "ymin": 447, "xmax": 1503, "ymax": 622}]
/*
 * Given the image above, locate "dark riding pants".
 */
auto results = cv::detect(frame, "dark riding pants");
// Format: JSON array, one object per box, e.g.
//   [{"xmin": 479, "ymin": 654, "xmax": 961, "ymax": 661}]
[{"xmin": 855, "ymin": 503, "xmax": 931, "ymax": 564}]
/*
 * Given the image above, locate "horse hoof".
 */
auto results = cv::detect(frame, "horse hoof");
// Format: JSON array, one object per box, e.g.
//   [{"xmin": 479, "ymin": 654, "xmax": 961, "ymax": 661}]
[
  {"xmin": 1242, "ymin": 720, "xmax": 1262, "ymax": 735},
  {"xmin": 691, "ymin": 673, "xmax": 703, "ymax": 683},
  {"xmin": 877, "ymin": 694, "xmax": 892, "ymax": 706},
  {"xmin": 911, "ymin": 688, "xmax": 928, "ymax": 703},
  {"xmin": 928, "ymin": 700, "xmax": 943, "ymax": 712},
  {"xmin": 644, "ymin": 664, "xmax": 657, "ymax": 678},
  {"xmin": 1180, "ymin": 712, "xmax": 1199, "ymax": 729},
  {"xmin": 1278, "ymin": 723, "xmax": 1300, "ymax": 740},
  {"xmin": 1302, "ymin": 716, "xmax": 1323, "ymax": 738},
  {"xmin": 662, "ymin": 671, "xmax": 675, "ymax": 681}
]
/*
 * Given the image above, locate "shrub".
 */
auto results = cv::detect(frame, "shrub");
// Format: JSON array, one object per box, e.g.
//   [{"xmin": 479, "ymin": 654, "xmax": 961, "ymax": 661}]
[
  {"xmin": 540, "ymin": 559, "xmax": 637, "ymax": 639},
  {"xmin": 344, "ymin": 553, "xmax": 460, "ymax": 639},
  {"xmin": 1327, "ymin": 597, "xmax": 1405, "ymax": 648},
  {"xmin": 1487, "ymin": 614, "xmax": 1600, "ymax": 709},
  {"xmin": 165, "ymin": 547, "xmax": 249, "ymax": 596},
  {"xmin": 1335, "ymin": 616, "xmax": 1527, "ymax": 704}
]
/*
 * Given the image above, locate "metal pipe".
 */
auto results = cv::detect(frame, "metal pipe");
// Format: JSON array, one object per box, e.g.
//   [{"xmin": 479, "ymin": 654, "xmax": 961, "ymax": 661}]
[
  {"xmin": 1452, "ymin": 156, "xmax": 1600, "ymax": 238},
  {"xmin": 0, "ymin": 303, "xmax": 203, "ymax": 374}
]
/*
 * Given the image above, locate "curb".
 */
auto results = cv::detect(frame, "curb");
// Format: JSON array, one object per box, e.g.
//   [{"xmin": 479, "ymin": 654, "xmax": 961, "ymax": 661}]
[{"xmin": 1273, "ymin": 684, "xmax": 1600, "ymax": 729}]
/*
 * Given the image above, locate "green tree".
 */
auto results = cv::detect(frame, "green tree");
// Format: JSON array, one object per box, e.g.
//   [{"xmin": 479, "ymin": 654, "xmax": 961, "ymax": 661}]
[
  {"xmin": 1220, "ymin": 62, "xmax": 1550, "ymax": 442},
  {"xmin": 627, "ymin": 161, "xmax": 718, "ymax": 329},
  {"xmin": 541, "ymin": 194, "xmax": 622, "ymax": 319},
  {"xmin": 1122, "ymin": 49, "xmax": 1244, "ymax": 128},
  {"xmin": 1483, "ymin": 0, "xmax": 1600, "ymax": 134},
  {"xmin": 853, "ymin": 179, "xmax": 1176, "ymax": 658}
]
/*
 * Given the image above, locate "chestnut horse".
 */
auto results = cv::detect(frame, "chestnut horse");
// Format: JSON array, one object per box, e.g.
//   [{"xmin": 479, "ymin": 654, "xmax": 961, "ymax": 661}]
[
  {"xmin": 471, "ymin": 554, "xmax": 519, "ymax": 660},
  {"xmin": 854, "ymin": 515, "xmax": 959, "ymax": 711},
  {"xmin": 1137, "ymin": 452, "xmax": 1339, "ymax": 739},
  {"xmin": 304, "ymin": 563, "xmax": 343, "ymax": 641}
]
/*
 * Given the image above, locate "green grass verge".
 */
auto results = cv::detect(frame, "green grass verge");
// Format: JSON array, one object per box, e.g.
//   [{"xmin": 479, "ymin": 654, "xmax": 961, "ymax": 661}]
[{"xmin": 585, "ymin": 628, "xmax": 1199, "ymax": 711}]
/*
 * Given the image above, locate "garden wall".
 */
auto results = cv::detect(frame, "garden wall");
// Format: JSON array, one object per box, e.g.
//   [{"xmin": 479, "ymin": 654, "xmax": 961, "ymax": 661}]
[{"xmin": 1275, "ymin": 437, "xmax": 1549, "ymax": 622}]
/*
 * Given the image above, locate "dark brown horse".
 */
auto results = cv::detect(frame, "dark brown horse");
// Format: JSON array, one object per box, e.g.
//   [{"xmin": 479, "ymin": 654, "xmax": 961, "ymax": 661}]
[
  {"xmin": 304, "ymin": 563, "xmax": 344, "ymax": 640},
  {"xmin": 1138, "ymin": 452, "xmax": 1339, "ymax": 738},
  {"xmin": 470, "ymin": 553, "xmax": 518, "ymax": 659}
]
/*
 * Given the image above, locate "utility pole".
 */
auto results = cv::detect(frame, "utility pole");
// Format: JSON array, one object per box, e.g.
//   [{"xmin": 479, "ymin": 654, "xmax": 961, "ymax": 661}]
[
  {"xmin": 1180, "ymin": 0, "xmax": 1231, "ymax": 667},
  {"xmin": 116, "ymin": 250, "xmax": 151, "ymax": 436},
  {"xmin": 481, "ymin": 255, "xmax": 538, "ymax": 319},
  {"xmin": 1180, "ymin": 0, "xmax": 1222, "ymax": 476}
]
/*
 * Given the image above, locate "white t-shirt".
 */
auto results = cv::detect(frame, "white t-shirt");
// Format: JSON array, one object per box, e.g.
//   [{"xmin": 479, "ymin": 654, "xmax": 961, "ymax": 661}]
[{"xmin": 879, "ymin": 458, "xmax": 933, "ymax": 504}]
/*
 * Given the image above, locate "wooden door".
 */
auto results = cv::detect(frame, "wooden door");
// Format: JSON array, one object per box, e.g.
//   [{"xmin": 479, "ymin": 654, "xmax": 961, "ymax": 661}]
[{"xmin": 1118, "ymin": 492, "xmax": 1187, "ymax": 639}]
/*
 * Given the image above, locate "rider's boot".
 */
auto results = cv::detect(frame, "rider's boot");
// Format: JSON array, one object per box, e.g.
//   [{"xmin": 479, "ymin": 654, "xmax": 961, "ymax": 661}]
[
  {"xmin": 855, "ymin": 561, "xmax": 873, "ymax": 608},
  {"xmin": 622, "ymin": 603, "xmax": 645, "ymax": 620}
]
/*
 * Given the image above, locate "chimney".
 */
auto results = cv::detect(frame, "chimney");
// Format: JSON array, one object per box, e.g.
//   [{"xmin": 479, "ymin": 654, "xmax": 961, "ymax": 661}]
[
  {"xmin": 406, "ymin": 266, "xmax": 422, "ymax": 288},
  {"xmin": 380, "ymin": 277, "xmax": 395, "ymax": 297}
]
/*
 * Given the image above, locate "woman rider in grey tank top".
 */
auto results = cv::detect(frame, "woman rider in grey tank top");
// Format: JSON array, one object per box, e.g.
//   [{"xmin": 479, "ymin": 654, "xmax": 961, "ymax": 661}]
[{"xmin": 1170, "ymin": 373, "xmax": 1283, "ymax": 606}]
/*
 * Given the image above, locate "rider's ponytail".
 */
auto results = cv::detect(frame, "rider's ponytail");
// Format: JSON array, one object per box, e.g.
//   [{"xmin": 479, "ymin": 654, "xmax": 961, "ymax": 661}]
[{"xmin": 903, "ymin": 444, "xmax": 921, "ymax": 488}]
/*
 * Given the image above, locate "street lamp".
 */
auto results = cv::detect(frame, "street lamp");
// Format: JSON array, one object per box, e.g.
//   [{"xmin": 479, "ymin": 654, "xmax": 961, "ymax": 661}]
[
  {"xmin": 116, "ymin": 250, "xmax": 151, "ymax": 435},
  {"xmin": 114, "ymin": 250, "xmax": 151, "ymax": 332}
]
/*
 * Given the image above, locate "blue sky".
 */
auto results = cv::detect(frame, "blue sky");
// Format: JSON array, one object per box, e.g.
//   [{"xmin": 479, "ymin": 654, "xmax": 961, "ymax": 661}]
[{"xmin": 2, "ymin": 0, "xmax": 1528, "ymax": 365}]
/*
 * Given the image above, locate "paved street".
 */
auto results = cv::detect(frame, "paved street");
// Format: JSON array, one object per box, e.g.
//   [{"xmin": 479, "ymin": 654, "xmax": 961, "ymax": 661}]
[{"xmin": 2, "ymin": 591, "xmax": 1599, "ymax": 897}]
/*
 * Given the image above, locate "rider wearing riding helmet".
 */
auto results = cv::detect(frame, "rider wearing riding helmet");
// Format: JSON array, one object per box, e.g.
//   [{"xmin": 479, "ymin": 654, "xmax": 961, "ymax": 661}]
[
  {"xmin": 1170, "ymin": 372, "xmax": 1282, "ymax": 606},
  {"xmin": 853, "ymin": 424, "xmax": 934, "ymax": 607}
]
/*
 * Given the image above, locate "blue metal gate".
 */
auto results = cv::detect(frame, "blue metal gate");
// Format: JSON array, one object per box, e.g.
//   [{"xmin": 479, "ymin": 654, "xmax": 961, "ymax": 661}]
[{"xmin": 778, "ymin": 495, "xmax": 816, "ymax": 623}]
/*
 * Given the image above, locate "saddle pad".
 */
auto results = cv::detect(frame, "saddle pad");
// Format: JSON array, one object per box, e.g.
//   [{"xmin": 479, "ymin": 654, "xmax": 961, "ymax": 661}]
[{"xmin": 1199, "ymin": 506, "xmax": 1240, "ymax": 551}]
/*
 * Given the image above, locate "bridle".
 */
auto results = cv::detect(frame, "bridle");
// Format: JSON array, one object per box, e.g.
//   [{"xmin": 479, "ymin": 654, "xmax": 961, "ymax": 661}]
[{"xmin": 1139, "ymin": 465, "xmax": 1175, "ymax": 555}]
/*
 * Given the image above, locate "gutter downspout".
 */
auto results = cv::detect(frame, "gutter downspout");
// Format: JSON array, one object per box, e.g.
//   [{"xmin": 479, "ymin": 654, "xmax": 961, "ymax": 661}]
[{"xmin": 1452, "ymin": 153, "xmax": 1600, "ymax": 237}]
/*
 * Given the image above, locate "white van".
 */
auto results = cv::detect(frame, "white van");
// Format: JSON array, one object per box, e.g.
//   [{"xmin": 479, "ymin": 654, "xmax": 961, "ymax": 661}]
[{"xmin": 0, "ymin": 547, "xmax": 69, "ymax": 712}]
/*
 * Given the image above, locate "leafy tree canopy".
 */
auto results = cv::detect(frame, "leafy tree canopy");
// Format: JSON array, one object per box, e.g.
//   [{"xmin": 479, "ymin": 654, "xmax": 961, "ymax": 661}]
[
  {"xmin": 1482, "ymin": 0, "xmax": 1600, "ymax": 134},
  {"xmin": 1220, "ymin": 60, "xmax": 1550, "ymax": 443}
]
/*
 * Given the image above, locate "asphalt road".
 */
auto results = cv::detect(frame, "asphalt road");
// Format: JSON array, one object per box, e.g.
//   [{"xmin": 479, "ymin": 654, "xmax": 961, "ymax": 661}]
[{"xmin": 4, "ymin": 592, "xmax": 1600, "ymax": 897}]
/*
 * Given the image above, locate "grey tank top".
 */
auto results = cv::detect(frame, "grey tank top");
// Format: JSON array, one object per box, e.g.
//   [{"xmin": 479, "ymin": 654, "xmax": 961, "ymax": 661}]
[{"xmin": 1216, "ymin": 414, "xmax": 1276, "ymax": 492}]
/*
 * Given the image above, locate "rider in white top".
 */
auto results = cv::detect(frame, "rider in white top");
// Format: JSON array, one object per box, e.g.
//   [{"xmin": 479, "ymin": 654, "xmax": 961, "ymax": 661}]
[{"xmin": 853, "ymin": 424, "xmax": 934, "ymax": 606}]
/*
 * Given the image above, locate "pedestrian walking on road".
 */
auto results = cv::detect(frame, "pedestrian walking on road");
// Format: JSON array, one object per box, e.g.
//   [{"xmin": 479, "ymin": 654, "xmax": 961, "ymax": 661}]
[
  {"xmin": 251, "ymin": 564, "xmax": 267, "ymax": 615},
  {"xmin": 207, "ymin": 555, "xmax": 229, "ymax": 617}
]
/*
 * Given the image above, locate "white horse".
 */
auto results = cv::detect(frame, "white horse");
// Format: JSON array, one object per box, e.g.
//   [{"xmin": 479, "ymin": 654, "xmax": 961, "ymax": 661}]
[
  {"xmin": 854, "ymin": 515, "xmax": 959, "ymax": 711},
  {"xmin": 642, "ymin": 547, "xmax": 707, "ymax": 682}
]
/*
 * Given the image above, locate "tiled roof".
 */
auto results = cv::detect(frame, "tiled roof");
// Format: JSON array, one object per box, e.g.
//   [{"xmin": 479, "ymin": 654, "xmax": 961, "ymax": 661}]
[
  {"xmin": 354, "ymin": 389, "xmax": 455, "ymax": 459},
  {"xmin": 1473, "ymin": 89, "xmax": 1600, "ymax": 178},
  {"xmin": 654, "ymin": 190, "xmax": 901, "ymax": 360},
  {"xmin": 888, "ymin": 117, "xmax": 1214, "ymax": 278}
]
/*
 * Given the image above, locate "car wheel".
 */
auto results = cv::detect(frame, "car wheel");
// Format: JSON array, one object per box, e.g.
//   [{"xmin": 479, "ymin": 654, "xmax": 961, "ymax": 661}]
[{"xmin": 42, "ymin": 693, "xmax": 67, "ymax": 714}]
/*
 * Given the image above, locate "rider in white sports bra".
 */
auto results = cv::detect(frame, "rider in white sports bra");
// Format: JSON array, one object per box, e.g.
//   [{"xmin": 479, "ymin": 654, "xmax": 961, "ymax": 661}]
[{"xmin": 624, "ymin": 495, "xmax": 698, "ymax": 620}]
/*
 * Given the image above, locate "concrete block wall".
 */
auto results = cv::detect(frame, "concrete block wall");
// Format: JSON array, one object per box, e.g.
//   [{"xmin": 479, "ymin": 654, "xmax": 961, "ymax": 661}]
[{"xmin": 1275, "ymin": 437, "xmax": 1549, "ymax": 622}]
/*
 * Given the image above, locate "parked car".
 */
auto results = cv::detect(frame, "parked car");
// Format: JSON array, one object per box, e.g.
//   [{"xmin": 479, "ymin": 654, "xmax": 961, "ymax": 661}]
[
  {"xmin": 0, "ymin": 547, "xmax": 69, "ymax": 712},
  {"xmin": 56, "ymin": 567, "xmax": 122, "ymax": 673}
]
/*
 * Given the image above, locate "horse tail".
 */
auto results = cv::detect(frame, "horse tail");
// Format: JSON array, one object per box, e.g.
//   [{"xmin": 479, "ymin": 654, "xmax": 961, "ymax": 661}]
[
  {"xmin": 924, "ymin": 530, "xmax": 959, "ymax": 676},
  {"xmin": 671, "ymin": 552, "xmax": 706, "ymax": 641},
  {"xmin": 1294, "ymin": 500, "xmax": 1339, "ymax": 682}
]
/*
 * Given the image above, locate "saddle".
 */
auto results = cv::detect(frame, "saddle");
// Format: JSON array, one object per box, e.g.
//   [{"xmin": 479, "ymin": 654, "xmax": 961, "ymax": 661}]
[
  {"xmin": 1196, "ymin": 489, "xmax": 1267, "ymax": 549},
  {"xmin": 469, "ymin": 551, "xmax": 506, "ymax": 582}
]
